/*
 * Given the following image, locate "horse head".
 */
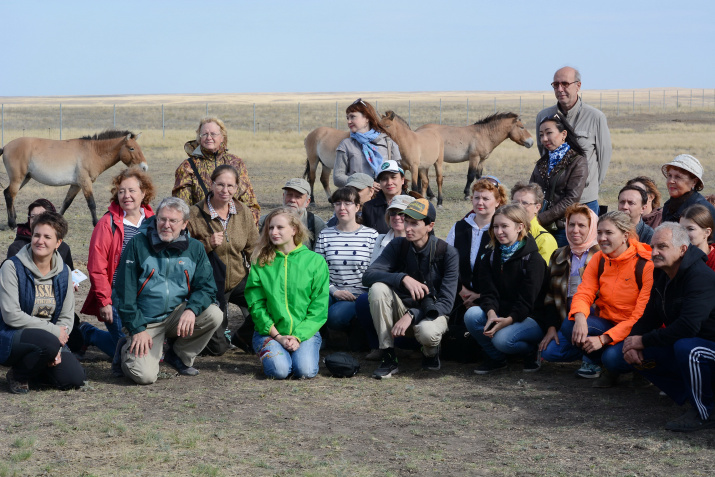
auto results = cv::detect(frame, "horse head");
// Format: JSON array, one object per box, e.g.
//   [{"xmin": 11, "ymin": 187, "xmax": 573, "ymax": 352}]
[
  {"xmin": 508, "ymin": 116, "xmax": 534, "ymax": 148},
  {"xmin": 120, "ymin": 133, "xmax": 149, "ymax": 171},
  {"xmin": 380, "ymin": 111, "xmax": 411, "ymax": 137}
]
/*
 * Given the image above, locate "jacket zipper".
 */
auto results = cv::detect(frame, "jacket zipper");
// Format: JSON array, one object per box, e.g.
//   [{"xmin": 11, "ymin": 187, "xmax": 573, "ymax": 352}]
[
  {"xmin": 184, "ymin": 269, "xmax": 191, "ymax": 293},
  {"xmin": 283, "ymin": 255, "xmax": 294, "ymax": 335},
  {"xmin": 137, "ymin": 269, "xmax": 155, "ymax": 296}
]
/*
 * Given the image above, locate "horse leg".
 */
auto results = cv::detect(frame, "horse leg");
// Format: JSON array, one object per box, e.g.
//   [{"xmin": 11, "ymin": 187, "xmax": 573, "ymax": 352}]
[
  {"xmin": 319, "ymin": 166, "xmax": 332, "ymax": 204},
  {"xmin": 419, "ymin": 169, "xmax": 431, "ymax": 200},
  {"xmin": 80, "ymin": 182, "xmax": 99, "ymax": 226},
  {"xmin": 435, "ymin": 160, "xmax": 444, "ymax": 208},
  {"xmin": 59, "ymin": 184, "xmax": 82, "ymax": 216},
  {"xmin": 303, "ymin": 157, "xmax": 317, "ymax": 204},
  {"xmin": 3, "ymin": 175, "xmax": 30, "ymax": 229}
]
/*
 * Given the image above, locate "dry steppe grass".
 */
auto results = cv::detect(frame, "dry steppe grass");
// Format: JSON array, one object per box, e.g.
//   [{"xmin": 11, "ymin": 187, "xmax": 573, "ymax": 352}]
[{"xmin": 0, "ymin": 97, "xmax": 714, "ymax": 476}]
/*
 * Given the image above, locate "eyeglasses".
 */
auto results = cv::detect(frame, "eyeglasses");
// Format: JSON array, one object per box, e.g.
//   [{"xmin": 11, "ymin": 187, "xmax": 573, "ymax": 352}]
[
  {"xmin": 333, "ymin": 201, "xmax": 355, "ymax": 208},
  {"xmin": 352, "ymin": 98, "xmax": 366, "ymax": 106},
  {"xmin": 512, "ymin": 200, "xmax": 536, "ymax": 207},
  {"xmin": 388, "ymin": 210, "xmax": 401, "ymax": 217},
  {"xmin": 199, "ymin": 132, "xmax": 222, "ymax": 139},
  {"xmin": 157, "ymin": 217, "xmax": 183, "ymax": 226},
  {"xmin": 214, "ymin": 182, "xmax": 237, "ymax": 191},
  {"xmin": 551, "ymin": 81, "xmax": 578, "ymax": 90},
  {"xmin": 481, "ymin": 175, "xmax": 501, "ymax": 187}
]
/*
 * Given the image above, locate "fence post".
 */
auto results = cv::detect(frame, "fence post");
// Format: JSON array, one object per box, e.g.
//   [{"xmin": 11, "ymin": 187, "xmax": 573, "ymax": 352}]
[
  {"xmin": 408, "ymin": 100, "xmax": 411, "ymax": 128},
  {"xmin": 663, "ymin": 90, "xmax": 666, "ymax": 111},
  {"xmin": 439, "ymin": 98, "xmax": 442, "ymax": 125},
  {"xmin": 616, "ymin": 92, "xmax": 620, "ymax": 116},
  {"xmin": 1, "ymin": 104, "xmax": 3, "ymax": 147},
  {"xmin": 599, "ymin": 92, "xmax": 602, "ymax": 111},
  {"xmin": 59, "ymin": 103, "xmax": 62, "ymax": 140},
  {"xmin": 466, "ymin": 98, "xmax": 469, "ymax": 125},
  {"xmin": 375, "ymin": 100, "xmax": 378, "ymax": 113},
  {"xmin": 162, "ymin": 104, "xmax": 165, "ymax": 138},
  {"xmin": 677, "ymin": 90, "xmax": 679, "ymax": 109},
  {"xmin": 690, "ymin": 89, "xmax": 692, "ymax": 109},
  {"xmin": 648, "ymin": 90, "xmax": 651, "ymax": 112},
  {"xmin": 298, "ymin": 103, "xmax": 301, "ymax": 134},
  {"xmin": 493, "ymin": 97, "xmax": 496, "ymax": 113},
  {"xmin": 703, "ymin": 89, "xmax": 706, "ymax": 108},
  {"xmin": 519, "ymin": 96, "xmax": 522, "ymax": 115},
  {"xmin": 113, "ymin": 104, "xmax": 116, "ymax": 128},
  {"xmin": 542, "ymin": 95, "xmax": 544, "ymax": 109},
  {"xmin": 632, "ymin": 91, "xmax": 635, "ymax": 113},
  {"xmin": 253, "ymin": 103, "xmax": 256, "ymax": 134},
  {"xmin": 335, "ymin": 101, "xmax": 338, "ymax": 129}
]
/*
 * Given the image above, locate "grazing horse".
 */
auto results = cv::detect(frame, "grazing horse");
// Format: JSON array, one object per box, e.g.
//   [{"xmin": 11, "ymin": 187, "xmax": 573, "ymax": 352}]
[
  {"xmin": 302, "ymin": 127, "xmax": 348, "ymax": 204},
  {"xmin": 418, "ymin": 112, "xmax": 534, "ymax": 198},
  {"xmin": 0, "ymin": 130, "xmax": 148, "ymax": 228},
  {"xmin": 380, "ymin": 111, "xmax": 445, "ymax": 206}
]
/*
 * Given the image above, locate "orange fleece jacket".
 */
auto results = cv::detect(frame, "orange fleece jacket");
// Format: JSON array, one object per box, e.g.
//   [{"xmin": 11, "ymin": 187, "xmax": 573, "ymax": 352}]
[{"xmin": 568, "ymin": 241, "xmax": 653, "ymax": 344}]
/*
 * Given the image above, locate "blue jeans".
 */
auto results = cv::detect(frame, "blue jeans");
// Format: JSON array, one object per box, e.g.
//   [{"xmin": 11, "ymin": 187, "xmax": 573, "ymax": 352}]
[
  {"xmin": 464, "ymin": 306, "xmax": 544, "ymax": 362},
  {"xmin": 583, "ymin": 200, "xmax": 600, "ymax": 216},
  {"xmin": 327, "ymin": 295, "xmax": 361, "ymax": 331},
  {"xmin": 252, "ymin": 331, "xmax": 322, "ymax": 379},
  {"xmin": 541, "ymin": 314, "xmax": 613, "ymax": 364},
  {"xmin": 80, "ymin": 306, "xmax": 125, "ymax": 358}
]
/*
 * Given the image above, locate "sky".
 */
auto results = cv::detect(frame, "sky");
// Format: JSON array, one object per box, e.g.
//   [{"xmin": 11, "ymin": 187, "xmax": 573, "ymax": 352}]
[{"xmin": 2, "ymin": 0, "xmax": 713, "ymax": 96}]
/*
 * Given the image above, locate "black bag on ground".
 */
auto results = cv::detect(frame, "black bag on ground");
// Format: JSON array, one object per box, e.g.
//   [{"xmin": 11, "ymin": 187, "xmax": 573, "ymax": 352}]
[
  {"xmin": 324, "ymin": 352, "xmax": 360, "ymax": 378},
  {"xmin": 441, "ymin": 303, "xmax": 482, "ymax": 363}
]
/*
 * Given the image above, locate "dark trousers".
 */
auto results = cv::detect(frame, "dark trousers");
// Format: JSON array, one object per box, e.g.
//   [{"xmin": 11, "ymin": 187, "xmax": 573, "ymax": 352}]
[
  {"xmin": 6, "ymin": 329, "xmax": 85, "ymax": 390},
  {"xmin": 638, "ymin": 338, "xmax": 715, "ymax": 421},
  {"xmin": 205, "ymin": 277, "xmax": 253, "ymax": 355}
]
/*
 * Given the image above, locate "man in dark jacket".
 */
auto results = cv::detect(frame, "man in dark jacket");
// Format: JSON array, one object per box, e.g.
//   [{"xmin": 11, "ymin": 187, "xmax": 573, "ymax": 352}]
[
  {"xmin": 622, "ymin": 222, "xmax": 715, "ymax": 432},
  {"xmin": 363, "ymin": 198, "xmax": 459, "ymax": 378},
  {"xmin": 114, "ymin": 197, "xmax": 222, "ymax": 385}
]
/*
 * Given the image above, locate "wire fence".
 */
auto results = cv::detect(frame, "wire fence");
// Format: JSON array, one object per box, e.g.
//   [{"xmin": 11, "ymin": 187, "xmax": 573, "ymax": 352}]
[{"xmin": 1, "ymin": 89, "xmax": 714, "ymax": 146}]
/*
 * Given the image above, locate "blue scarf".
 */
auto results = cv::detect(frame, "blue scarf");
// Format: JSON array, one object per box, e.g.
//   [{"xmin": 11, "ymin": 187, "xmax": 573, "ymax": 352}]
[
  {"xmin": 350, "ymin": 129, "xmax": 384, "ymax": 176},
  {"xmin": 547, "ymin": 143, "xmax": 571, "ymax": 174},
  {"xmin": 500, "ymin": 239, "xmax": 525, "ymax": 263}
]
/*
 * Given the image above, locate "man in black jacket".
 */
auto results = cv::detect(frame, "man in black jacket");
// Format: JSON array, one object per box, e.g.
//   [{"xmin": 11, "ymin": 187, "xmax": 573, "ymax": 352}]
[
  {"xmin": 622, "ymin": 222, "xmax": 715, "ymax": 432},
  {"xmin": 363, "ymin": 198, "xmax": 459, "ymax": 378}
]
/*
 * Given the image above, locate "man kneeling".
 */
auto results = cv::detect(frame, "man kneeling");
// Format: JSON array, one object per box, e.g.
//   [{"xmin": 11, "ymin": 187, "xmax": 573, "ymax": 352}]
[
  {"xmin": 363, "ymin": 198, "xmax": 458, "ymax": 378},
  {"xmin": 114, "ymin": 197, "xmax": 222, "ymax": 384}
]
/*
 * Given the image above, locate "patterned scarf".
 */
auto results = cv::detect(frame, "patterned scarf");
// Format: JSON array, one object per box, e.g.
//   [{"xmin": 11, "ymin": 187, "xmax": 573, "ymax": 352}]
[
  {"xmin": 547, "ymin": 143, "xmax": 571, "ymax": 174},
  {"xmin": 350, "ymin": 129, "xmax": 384, "ymax": 176},
  {"xmin": 500, "ymin": 239, "xmax": 525, "ymax": 263}
]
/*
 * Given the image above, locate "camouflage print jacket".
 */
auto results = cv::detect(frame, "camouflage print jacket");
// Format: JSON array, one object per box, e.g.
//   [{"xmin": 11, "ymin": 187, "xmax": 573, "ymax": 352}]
[{"xmin": 173, "ymin": 140, "xmax": 260, "ymax": 224}]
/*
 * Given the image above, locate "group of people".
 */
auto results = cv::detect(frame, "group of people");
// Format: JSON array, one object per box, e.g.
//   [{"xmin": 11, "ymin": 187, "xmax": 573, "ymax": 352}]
[{"xmin": 2, "ymin": 66, "xmax": 715, "ymax": 434}]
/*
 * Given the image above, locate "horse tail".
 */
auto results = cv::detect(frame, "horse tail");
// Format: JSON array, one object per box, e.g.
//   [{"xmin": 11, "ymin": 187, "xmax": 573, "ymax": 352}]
[
  {"xmin": 303, "ymin": 156, "xmax": 311, "ymax": 180},
  {"xmin": 0, "ymin": 148, "xmax": 3, "ymax": 157}
]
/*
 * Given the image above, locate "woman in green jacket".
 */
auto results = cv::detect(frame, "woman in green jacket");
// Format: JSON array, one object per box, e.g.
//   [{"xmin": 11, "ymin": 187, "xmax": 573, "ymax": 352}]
[{"xmin": 246, "ymin": 207, "xmax": 329, "ymax": 379}]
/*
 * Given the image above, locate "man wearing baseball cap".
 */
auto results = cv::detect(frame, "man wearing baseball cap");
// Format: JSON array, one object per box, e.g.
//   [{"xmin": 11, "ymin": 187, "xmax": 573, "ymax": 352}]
[
  {"xmin": 258, "ymin": 178, "xmax": 326, "ymax": 251},
  {"xmin": 363, "ymin": 198, "xmax": 459, "ymax": 378},
  {"xmin": 326, "ymin": 173, "xmax": 374, "ymax": 227},
  {"xmin": 362, "ymin": 160, "xmax": 407, "ymax": 234}
]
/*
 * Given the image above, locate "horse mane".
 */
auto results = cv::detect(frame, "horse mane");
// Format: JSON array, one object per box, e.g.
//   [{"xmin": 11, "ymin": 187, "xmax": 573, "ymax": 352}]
[
  {"xmin": 385, "ymin": 111, "xmax": 411, "ymax": 130},
  {"xmin": 473, "ymin": 112, "xmax": 518, "ymax": 126},
  {"xmin": 80, "ymin": 130, "xmax": 137, "ymax": 141}
]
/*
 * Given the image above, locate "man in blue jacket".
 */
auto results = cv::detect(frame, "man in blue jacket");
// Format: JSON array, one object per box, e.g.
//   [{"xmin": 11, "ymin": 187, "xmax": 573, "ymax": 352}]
[
  {"xmin": 622, "ymin": 222, "xmax": 715, "ymax": 432},
  {"xmin": 114, "ymin": 197, "xmax": 222, "ymax": 384}
]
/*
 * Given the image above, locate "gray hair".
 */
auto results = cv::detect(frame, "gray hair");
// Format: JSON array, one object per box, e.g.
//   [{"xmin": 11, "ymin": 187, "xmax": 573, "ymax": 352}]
[
  {"xmin": 573, "ymin": 68, "xmax": 581, "ymax": 83},
  {"xmin": 510, "ymin": 181, "xmax": 544, "ymax": 204},
  {"xmin": 157, "ymin": 197, "xmax": 190, "ymax": 221},
  {"xmin": 654, "ymin": 222, "xmax": 690, "ymax": 249}
]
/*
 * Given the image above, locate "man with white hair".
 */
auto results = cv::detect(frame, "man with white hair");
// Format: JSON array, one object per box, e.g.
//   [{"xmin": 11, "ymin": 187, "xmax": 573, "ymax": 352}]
[
  {"xmin": 621, "ymin": 222, "xmax": 715, "ymax": 431},
  {"xmin": 536, "ymin": 66, "xmax": 612, "ymax": 215},
  {"xmin": 114, "ymin": 197, "xmax": 222, "ymax": 384}
]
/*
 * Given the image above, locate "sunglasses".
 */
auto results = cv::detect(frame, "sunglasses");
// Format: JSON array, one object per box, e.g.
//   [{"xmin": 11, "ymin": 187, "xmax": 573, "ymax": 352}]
[
  {"xmin": 551, "ymin": 81, "xmax": 578, "ymax": 90},
  {"xmin": 352, "ymin": 98, "xmax": 367, "ymax": 106},
  {"xmin": 482, "ymin": 175, "xmax": 501, "ymax": 187}
]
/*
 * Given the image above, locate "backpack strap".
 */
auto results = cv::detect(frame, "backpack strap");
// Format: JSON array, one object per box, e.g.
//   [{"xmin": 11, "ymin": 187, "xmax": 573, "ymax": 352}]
[
  {"xmin": 102, "ymin": 211, "xmax": 117, "ymax": 236},
  {"xmin": 635, "ymin": 256, "xmax": 647, "ymax": 290},
  {"xmin": 187, "ymin": 158, "xmax": 209, "ymax": 198},
  {"xmin": 307, "ymin": 211, "xmax": 316, "ymax": 238},
  {"xmin": 597, "ymin": 255, "xmax": 605, "ymax": 281}
]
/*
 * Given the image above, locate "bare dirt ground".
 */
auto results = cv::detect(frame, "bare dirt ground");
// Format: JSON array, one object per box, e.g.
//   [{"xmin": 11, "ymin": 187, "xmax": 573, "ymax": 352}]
[{"xmin": 0, "ymin": 110, "xmax": 714, "ymax": 476}]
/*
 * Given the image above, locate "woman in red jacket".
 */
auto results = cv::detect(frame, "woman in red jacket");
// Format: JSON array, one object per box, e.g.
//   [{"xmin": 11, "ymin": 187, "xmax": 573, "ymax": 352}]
[
  {"xmin": 541, "ymin": 211, "xmax": 654, "ymax": 387},
  {"xmin": 80, "ymin": 168, "xmax": 155, "ymax": 369}
]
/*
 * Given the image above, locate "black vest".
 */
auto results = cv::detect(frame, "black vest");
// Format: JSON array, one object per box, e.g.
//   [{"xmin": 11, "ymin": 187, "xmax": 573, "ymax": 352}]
[{"xmin": 453, "ymin": 220, "xmax": 490, "ymax": 291}]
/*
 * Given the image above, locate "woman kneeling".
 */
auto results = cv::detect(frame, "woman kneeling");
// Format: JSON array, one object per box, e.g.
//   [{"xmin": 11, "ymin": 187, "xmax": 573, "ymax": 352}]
[
  {"xmin": 0, "ymin": 212, "xmax": 85, "ymax": 393},
  {"xmin": 245, "ymin": 208, "xmax": 329, "ymax": 379},
  {"xmin": 541, "ymin": 211, "xmax": 654, "ymax": 387},
  {"xmin": 464, "ymin": 204, "xmax": 548, "ymax": 374}
]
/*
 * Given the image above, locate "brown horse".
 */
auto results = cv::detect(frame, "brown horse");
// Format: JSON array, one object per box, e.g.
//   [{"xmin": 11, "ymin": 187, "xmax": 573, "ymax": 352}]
[
  {"xmin": 417, "ymin": 112, "xmax": 534, "ymax": 198},
  {"xmin": 0, "ymin": 130, "xmax": 147, "ymax": 228},
  {"xmin": 302, "ymin": 127, "xmax": 348, "ymax": 204},
  {"xmin": 380, "ymin": 111, "xmax": 445, "ymax": 206}
]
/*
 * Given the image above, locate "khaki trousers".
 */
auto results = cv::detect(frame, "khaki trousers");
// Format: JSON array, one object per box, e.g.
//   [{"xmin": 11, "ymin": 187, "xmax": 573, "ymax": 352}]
[
  {"xmin": 121, "ymin": 303, "xmax": 222, "ymax": 384},
  {"xmin": 368, "ymin": 283, "xmax": 448, "ymax": 357}
]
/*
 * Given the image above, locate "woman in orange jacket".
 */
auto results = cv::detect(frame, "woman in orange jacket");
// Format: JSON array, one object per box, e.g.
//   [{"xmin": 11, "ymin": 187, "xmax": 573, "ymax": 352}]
[{"xmin": 541, "ymin": 211, "xmax": 654, "ymax": 387}]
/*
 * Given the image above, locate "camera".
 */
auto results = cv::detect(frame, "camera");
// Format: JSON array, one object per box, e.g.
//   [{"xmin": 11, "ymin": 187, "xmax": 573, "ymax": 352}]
[{"xmin": 420, "ymin": 294, "xmax": 440, "ymax": 320}]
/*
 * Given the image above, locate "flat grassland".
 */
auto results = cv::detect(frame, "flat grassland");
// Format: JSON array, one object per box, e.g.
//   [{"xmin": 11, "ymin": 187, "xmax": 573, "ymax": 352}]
[{"xmin": 0, "ymin": 92, "xmax": 714, "ymax": 476}]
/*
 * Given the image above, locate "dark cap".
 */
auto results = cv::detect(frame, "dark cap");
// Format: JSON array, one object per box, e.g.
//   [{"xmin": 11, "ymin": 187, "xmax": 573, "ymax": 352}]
[{"xmin": 401, "ymin": 198, "xmax": 436, "ymax": 222}]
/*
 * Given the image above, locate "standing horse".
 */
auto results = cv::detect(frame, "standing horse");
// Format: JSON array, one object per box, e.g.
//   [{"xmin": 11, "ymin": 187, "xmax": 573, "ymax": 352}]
[
  {"xmin": 302, "ymin": 127, "xmax": 348, "ymax": 204},
  {"xmin": 0, "ymin": 130, "xmax": 148, "ymax": 228},
  {"xmin": 418, "ymin": 112, "xmax": 534, "ymax": 198},
  {"xmin": 380, "ymin": 111, "xmax": 445, "ymax": 206}
]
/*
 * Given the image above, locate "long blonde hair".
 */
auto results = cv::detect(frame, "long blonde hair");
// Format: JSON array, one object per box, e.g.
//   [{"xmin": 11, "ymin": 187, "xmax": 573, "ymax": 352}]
[
  {"xmin": 252, "ymin": 207, "xmax": 309, "ymax": 267},
  {"xmin": 488, "ymin": 204, "xmax": 530, "ymax": 248}
]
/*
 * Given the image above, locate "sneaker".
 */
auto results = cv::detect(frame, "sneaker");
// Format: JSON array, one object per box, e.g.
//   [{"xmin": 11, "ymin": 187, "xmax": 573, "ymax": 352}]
[
  {"xmin": 422, "ymin": 353, "xmax": 441, "ymax": 371},
  {"xmin": 575, "ymin": 361, "xmax": 602, "ymax": 379},
  {"xmin": 665, "ymin": 406, "xmax": 715, "ymax": 432},
  {"xmin": 474, "ymin": 359, "xmax": 508, "ymax": 375},
  {"xmin": 522, "ymin": 350, "xmax": 541, "ymax": 372},
  {"xmin": 163, "ymin": 348, "xmax": 199, "ymax": 376},
  {"xmin": 373, "ymin": 353, "xmax": 399, "ymax": 379},
  {"xmin": 592, "ymin": 369, "xmax": 619, "ymax": 388},
  {"xmin": 7, "ymin": 369, "xmax": 29, "ymax": 394},
  {"xmin": 365, "ymin": 349, "xmax": 382, "ymax": 361},
  {"xmin": 111, "ymin": 337, "xmax": 127, "ymax": 378}
]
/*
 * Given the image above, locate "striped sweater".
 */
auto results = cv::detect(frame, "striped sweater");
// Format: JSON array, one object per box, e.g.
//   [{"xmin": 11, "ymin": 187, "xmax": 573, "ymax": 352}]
[{"xmin": 315, "ymin": 225, "xmax": 378, "ymax": 296}]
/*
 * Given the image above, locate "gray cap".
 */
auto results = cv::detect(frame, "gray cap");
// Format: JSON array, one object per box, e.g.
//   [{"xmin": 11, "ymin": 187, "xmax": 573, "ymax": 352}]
[
  {"xmin": 282, "ymin": 178, "xmax": 311, "ymax": 195},
  {"xmin": 661, "ymin": 154, "xmax": 704, "ymax": 191},
  {"xmin": 346, "ymin": 173, "xmax": 374, "ymax": 190},
  {"xmin": 387, "ymin": 194, "xmax": 416, "ymax": 212}
]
